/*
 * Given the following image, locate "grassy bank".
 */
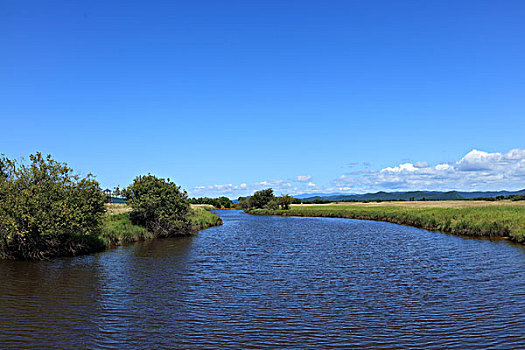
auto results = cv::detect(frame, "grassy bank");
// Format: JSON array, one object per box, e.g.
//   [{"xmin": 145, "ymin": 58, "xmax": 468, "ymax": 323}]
[
  {"xmin": 101, "ymin": 205, "xmax": 222, "ymax": 246},
  {"xmin": 189, "ymin": 207, "xmax": 223, "ymax": 232},
  {"xmin": 1, "ymin": 205, "xmax": 222, "ymax": 259},
  {"xmin": 247, "ymin": 202, "xmax": 525, "ymax": 243}
]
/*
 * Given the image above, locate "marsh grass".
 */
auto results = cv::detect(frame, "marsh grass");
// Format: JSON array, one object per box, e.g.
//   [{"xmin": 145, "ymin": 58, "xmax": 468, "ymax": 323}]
[
  {"xmin": 189, "ymin": 208, "xmax": 223, "ymax": 231},
  {"xmin": 191, "ymin": 204, "xmax": 216, "ymax": 211},
  {"xmin": 249, "ymin": 204, "xmax": 525, "ymax": 243},
  {"xmin": 102, "ymin": 213, "xmax": 152, "ymax": 245},
  {"xmin": 101, "ymin": 207, "xmax": 222, "ymax": 246},
  {"xmin": 105, "ymin": 203, "xmax": 132, "ymax": 215}
]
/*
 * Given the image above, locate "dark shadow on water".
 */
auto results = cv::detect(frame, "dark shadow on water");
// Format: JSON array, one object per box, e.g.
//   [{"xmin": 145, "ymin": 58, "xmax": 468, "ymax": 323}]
[{"xmin": 129, "ymin": 235, "xmax": 196, "ymax": 257}]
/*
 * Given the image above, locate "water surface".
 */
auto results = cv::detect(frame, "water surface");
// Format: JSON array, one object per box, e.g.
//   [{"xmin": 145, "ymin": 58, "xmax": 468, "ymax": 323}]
[{"xmin": 1, "ymin": 210, "xmax": 524, "ymax": 348}]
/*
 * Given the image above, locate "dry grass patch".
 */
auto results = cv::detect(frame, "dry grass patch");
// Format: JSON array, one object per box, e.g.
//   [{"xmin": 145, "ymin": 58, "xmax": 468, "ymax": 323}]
[
  {"xmin": 293, "ymin": 200, "xmax": 525, "ymax": 209},
  {"xmin": 105, "ymin": 203, "xmax": 131, "ymax": 215},
  {"xmin": 190, "ymin": 204, "xmax": 216, "ymax": 210}
]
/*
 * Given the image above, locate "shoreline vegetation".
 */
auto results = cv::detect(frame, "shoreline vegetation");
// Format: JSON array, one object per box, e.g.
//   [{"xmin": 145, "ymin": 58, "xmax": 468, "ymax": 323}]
[
  {"xmin": 0, "ymin": 153, "xmax": 222, "ymax": 260},
  {"xmin": 235, "ymin": 188, "xmax": 525, "ymax": 244},
  {"xmin": 2, "ymin": 152, "xmax": 524, "ymax": 259},
  {"xmin": 102, "ymin": 204, "xmax": 222, "ymax": 246},
  {"xmin": 246, "ymin": 202, "xmax": 525, "ymax": 244}
]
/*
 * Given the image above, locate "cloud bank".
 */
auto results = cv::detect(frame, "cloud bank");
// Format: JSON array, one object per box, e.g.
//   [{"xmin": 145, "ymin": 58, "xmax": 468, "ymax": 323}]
[
  {"xmin": 333, "ymin": 149, "xmax": 525, "ymax": 192},
  {"xmin": 190, "ymin": 149, "xmax": 525, "ymax": 197},
  {"xmin": 191, "ymin": 179, "xmax": 297, "ymax": 198}
]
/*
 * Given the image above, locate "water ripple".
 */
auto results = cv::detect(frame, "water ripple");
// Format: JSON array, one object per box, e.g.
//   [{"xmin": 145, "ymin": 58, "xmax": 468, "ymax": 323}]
[{"xmin": 1, "ymin": 210, "xmax": 524, "ymax": 349}]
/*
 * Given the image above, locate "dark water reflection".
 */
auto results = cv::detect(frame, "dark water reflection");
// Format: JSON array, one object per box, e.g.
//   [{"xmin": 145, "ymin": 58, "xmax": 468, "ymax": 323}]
[{"xmin": 1, "ymin": 210, "xmax": 524, "ymax": 349}]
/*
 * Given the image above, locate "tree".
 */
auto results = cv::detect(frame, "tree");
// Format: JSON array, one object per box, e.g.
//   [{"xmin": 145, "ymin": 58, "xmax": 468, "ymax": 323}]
[
  {"xmin": 217, "ymin": 196, "xmax": 233, "ymax": 208},
  {"xmin": 265, "ymin": 199, "xmax": 279, "ymax": 210},
  {"xmin": 277, "ymin": 194, "xmax": 294, "ymax": 210},
  {"xmin": 0, "ymin": 153, "xmax": 106, "ymax": 259},
  {"xmin": 188, "ymin": 196, "xmax": 233, "ymax": 209},
  {"xmin": 122, "ymin": 174, "xmax": 191, "ymax": 236},
  {"xmin": 247, "ymin": 188, "xmax": 274, "ymax": 209}
]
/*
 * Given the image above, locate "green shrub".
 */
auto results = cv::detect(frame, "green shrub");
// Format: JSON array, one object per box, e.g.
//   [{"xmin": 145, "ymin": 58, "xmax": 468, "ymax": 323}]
[
  {"xmin": 0, "ymin": 153, "xmax": 106, "ymax": 259},
  {"xmin": 122, "ymin": 174, "xmax": 191, "ymax": 236}
]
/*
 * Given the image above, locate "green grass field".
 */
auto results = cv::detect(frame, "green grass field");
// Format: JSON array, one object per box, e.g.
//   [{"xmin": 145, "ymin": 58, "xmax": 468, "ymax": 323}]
[{"xmin": 248, "ymin": 203, "xmax": 525, "ymax": 243}]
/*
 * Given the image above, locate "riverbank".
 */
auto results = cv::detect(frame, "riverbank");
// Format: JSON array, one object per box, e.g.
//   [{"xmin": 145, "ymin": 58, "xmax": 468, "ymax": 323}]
[
  {"xmin": 101, "ymin": 204, "xmax": 223, "ymax": 246},
  {"xmin": 0, "ymin": 205, "xmax": 222, "ymax": 260},
  {"xmin": 247, "ymin": 201, "xmax": 525, "ymax": 243}
]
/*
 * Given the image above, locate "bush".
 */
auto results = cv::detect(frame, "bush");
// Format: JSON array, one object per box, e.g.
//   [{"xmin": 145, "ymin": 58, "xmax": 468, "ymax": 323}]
[
  {"xmin": 122, "ymin": 174, "xmax": 191, "ymax": 236},
  {"xmin": 0, "ymin": 153, "xmax": 106, "ymax": 259}
]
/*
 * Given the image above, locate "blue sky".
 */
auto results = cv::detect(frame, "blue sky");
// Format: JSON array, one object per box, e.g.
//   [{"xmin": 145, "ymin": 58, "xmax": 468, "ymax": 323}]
[{"xmin": 2, "ymin": 1, "xmax": 525, "ymax": 197}]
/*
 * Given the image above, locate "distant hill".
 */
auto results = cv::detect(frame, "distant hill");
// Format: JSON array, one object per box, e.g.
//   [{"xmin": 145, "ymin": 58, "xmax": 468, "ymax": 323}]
[
  {"xmin": 457, "ymin": 189, "xmax": 525, "ymax": 199},
  {"xmin": 297, "ymin": 189, "xmax": 525, "ymax": 202},
  {"xmin": 294, "ymin": 192, "xmax": 351, "ymax": 199}
]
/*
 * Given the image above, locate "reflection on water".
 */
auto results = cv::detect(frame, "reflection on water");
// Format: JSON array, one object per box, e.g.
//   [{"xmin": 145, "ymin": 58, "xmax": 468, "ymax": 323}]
[{"xmin": 1, "ymin": 210, "xmax": 524, "ymax": 349}]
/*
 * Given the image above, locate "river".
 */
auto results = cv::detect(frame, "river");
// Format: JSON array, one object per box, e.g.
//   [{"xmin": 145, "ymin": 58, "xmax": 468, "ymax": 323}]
[{"xmin": 1, "ymin": 210, "xmax": 524, "ymax": 349}]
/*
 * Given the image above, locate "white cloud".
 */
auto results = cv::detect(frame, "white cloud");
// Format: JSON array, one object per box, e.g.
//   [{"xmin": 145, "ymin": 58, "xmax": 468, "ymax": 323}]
[
  {"xmin": 295, "ymin": 175, "xmax": 312, "ymax": 182},
  {"xmin": 332, "ymin": 148, "xmax": 525, "ymax": 192},
  {"xmin": 456, "ymin": 149, "xmax": 502, "ymax": 171},
  {"xmin": 190, "ymin": 179, "xmax": 294, "ymax": 198},
  {"xmin": 435, "ymin": 163, "xmax": 452, "ymax": 171},
  {"xmin": 380, "ymin": 163, "xmax": 418, "ymax": 173},
  {"xmin": 191, "ymin": 148, "xmax": 525, "ymax": 197}
]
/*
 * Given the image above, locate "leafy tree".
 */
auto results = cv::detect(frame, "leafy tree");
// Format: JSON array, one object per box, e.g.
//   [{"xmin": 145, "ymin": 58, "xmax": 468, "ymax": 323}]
[
  {"xmin": 0, "ymin": 153, "xmax": 106, "ymax": 259},
  {"xmin": 238, "ymin": 190, "xmax": 299, "ymax": 210},
  {"xmin": 188, "ymin": 196, "xmax": 233, "ymax": 209},
  {"xmin": 277, "ymin": 194, "xmax": 294, "ymax": 210},
  {"xmin": 265, "ymin": 199, "xmax": 279, "ymax": 210},
  {"xmin": 291, "ymin": 197, "xmax": 302, "ymax": 204},
  {"xmin": 217, "ymin": 196, "xmax": 233, "ymax": 208},
  {"xmin": 122, "ymin": 175, "xmax": 191, "ymax": 236},
  {"xmin": 247, "ymin": 188, "xmax": 274, "ymax": 209},
  {"xmin": 113, "ymin": 185, "xmax": 121, "ymax": 197},
  {"xmin": 303, "ymin": 198, "xmax": 330, "ymax": 204}
]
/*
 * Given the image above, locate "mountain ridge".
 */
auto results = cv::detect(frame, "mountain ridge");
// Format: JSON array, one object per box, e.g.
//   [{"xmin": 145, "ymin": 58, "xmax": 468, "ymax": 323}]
[{"xmin": 295, "ymin": 189, "xmax": 525, "ymax": 202}]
